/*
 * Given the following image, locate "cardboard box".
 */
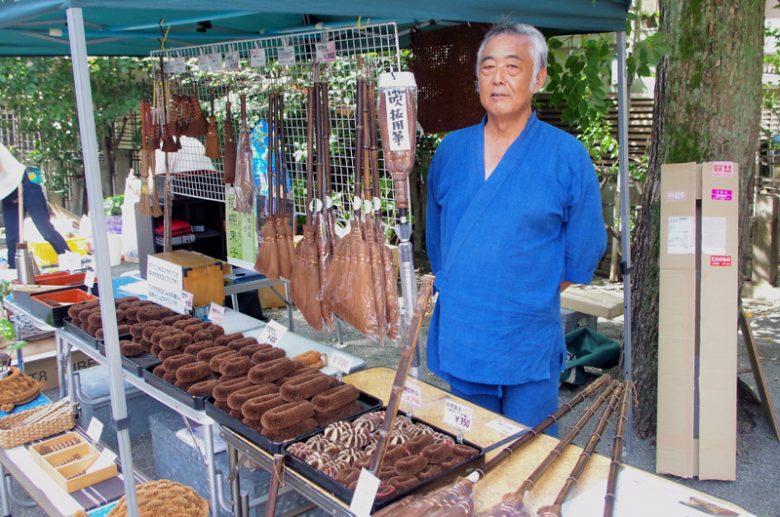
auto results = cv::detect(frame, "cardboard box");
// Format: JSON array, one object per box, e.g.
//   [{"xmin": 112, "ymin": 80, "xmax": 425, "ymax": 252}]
[
  {"xmin": 657, "ymin": 162, "xmax": 699, "ymax": 478},
  {"xmin": 12, "ymin": 337, "xmax": 98, "ymax": 391},
  {"xmin": 656, "ymin": 162, "xmax": 738, "ymax": 481},
  {"xmin": 698, "ymin": 162, "xmax": 738, "ymax": 480}
]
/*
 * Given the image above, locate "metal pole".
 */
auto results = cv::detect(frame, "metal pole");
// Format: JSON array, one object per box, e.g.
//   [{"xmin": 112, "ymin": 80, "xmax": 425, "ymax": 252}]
[
  {"xmin": 66, "ymin": 8, "xmax": 139, "ymax": 516},
  {"xmin": 616, "ymin": 31, "xmax": 633, "ymax": 453},
  {"xmin": 397, "ymin": 178, "xmax": 419, "ymax": 377}
]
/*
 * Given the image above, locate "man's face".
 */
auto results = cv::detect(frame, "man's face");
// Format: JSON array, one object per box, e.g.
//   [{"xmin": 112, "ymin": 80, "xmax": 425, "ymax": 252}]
[{"xmin": 478, "ymin": 34, "xmax": 545, "ymax": 122}]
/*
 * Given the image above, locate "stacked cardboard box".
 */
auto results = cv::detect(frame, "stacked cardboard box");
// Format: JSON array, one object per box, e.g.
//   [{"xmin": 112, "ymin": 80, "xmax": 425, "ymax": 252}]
[{"xmin": 656, "ymin": 161, "xmax": 739, "ymax": 481}]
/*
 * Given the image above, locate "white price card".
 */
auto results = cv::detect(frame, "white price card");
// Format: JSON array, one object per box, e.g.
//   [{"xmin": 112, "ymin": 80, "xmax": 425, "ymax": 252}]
[
  {"xmin": 315, "ymin": 41, "xmax": 337, "ymax": 63},
  {"xmin": 86, "ymin": 448, "xmax": 117, "ymax": 474},
  {"xmin": 86, "ymin": 417, "xmax": 104, "ymax": 443},
  {"xmin": 258, "ymin": 319, "xmax": 288, "ymax": 346},
  {"xmin": 487, "ymin": 418, "xmax": 522, "ymax": 437},
  {"xmin": 164, "ymin": 57, "xmax": 186, "ymax": 74},
  {"xmin": 250, "ymin": 48, "xmax": 267, "ymax": 68},
  {"xmin": 83, "ymin": 270, "xmax": 96, "ymax": 289},
  {"xmin": 330, "ymin": 351, "xmax": 354, "ymax": 374},
  {"xmin": 401, "ymin": 380, "xmax": 423, "ymax": 408},
  {"xmin": 207, "ymin": 52, "xmax": 222, "ymax": 71},
  {"xmin": 224, "ymin": 50, "xmax": 240, "ymax": 71},
  {"xmin": 349, "ymin": 468, "xmax": 380, "ymax": 517},
  {"xmin": 197, "ymin": 53, "xmax": 210, "ymax": 71},
  {"xmin": 443, "ymin": 399, "xmax": 474, "ymax": 431},
  {"xmin": 208, "ymin": 303, "xmax": 225, "ymax": 325},
  {"xmin": 180, "ymin": 291, "xmax": 194, "ymax": 312},
  {"xmin": 277, "ymin": 45, "xmax": 296, "ymax": 66}
]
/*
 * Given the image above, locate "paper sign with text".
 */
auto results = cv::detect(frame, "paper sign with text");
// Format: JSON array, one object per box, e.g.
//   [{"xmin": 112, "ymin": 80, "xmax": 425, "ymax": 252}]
[
  {"xmin": 486, "ymin": 418, "xmax": 522, "ymax": 437},
  {"xmin": 147, "ymin": 256, "xmax": 188, "ymax": 313},
  {"xmin": 277, "ymin": 46, "xmax": 295, "ymax": 66},
  {"xmin": 330, "ymin": 351, "xmax": 354, "ymax": 374},
  {"xmin": 224, "ymin": 50, "xmax": 240, "ymax": 71},
  {"xmin": 83, "ymin": 270, "xmax": 95, "ymax": 289},
  {"xmin": 315, "ymin": 41, "xmax": 336, "ymax": 63},
  {"xmin": 208, "ymin": 303, "xmax": 225, "ymax": 325},
  {"xmin": 443, "ymin": 399, "xmax": 474, "ymax": 431},
  {"xmin": 258, "ymin": 319, "xmax": 287, "ymax": 346},
  {"xmin": 251, "ymin": 48, "xmax": 267, "ymax": 68},
  {"xmin": 401, "ymin": 380, "xmax": 423, "ymax": 408}
]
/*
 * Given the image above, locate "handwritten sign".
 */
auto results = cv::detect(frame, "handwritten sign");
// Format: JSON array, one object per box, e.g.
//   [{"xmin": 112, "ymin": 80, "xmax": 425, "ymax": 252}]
[
  {"xmin": 443, "ymin": 399, "xmax": 473, "ymax": 431},
  {"xmin": 331, "ymin": 351, "xmax": 354, "ymax": 374},
  {"xmin": 147, "ymin": 256, "xmax": 188, "ymax": 313},
  {"xmin": 250, "ymin": 48, "xmax": 267, "ymax": 68},
  {"xmin": 83, "ymin": 270, "xmax": 95, "ymax": 289},
  {"xmin": 180, "ymin": 291, "xmax": 194, "ymax": 312},
  {"xmin": 315, "ymin": 41, "xmax": 336, "ymax": 63},
  {"xmin": 224, "ymin": 50, "xmax": 241, "ymax": 71},
  {"xmin": 225, "ymin": 187, "xmax": 258, "ymax": 270},
  {"xmin": 487, "ymin": 418, "xmax": 522, "ymax": 437},
  {"xmin": 208, "ymin": 303, "xmax": 225, "ymax": 325},
  {"xmin": 401, "ymin": 380, "xmax": 423, "ymax": 408},
  {"xmin": 164, "ymin": 57, "xmax": 186, "ymax": 74},
  {"xmin": 383, "ymin": 88, "xmax": 411, "ymax": 152},
  {"xmin": 277, "ymin": 45, "xmax": 296, "ymax": 66},
  {"xmin": 349, "ymin": 469, "xmax": 380, "ymax": 517},
  {"xmin": 258, "ymin": 319, "xmax": 287, "ymax": 346}
]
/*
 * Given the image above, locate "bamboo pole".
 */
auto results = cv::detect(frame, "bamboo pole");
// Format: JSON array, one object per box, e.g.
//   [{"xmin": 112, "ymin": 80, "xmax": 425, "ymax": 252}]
[{"xmin": 604, "ymin": 381, "xmax": 634, "ymax": 517}]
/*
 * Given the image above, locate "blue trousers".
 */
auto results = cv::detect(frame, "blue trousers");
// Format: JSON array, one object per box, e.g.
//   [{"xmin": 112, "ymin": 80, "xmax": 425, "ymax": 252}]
[
  {"xmin": 2, "ymin": 173, "xmax": 68, "ymax": 268},
  {"xmin": 449, "ymin": 351, "xmax": 562, "ymax": 436}
]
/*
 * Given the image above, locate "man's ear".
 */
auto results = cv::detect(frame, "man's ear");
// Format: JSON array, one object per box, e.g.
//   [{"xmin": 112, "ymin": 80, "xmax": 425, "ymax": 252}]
[{"xmin": 533, "ymin": 67, "xmax": 548, "ymax": 93}]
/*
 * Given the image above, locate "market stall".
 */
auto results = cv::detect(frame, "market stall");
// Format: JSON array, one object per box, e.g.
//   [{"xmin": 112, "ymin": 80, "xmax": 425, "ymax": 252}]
[{"xmin": 0, "ymin": 2, "xmax": 645, "ymax": 516}]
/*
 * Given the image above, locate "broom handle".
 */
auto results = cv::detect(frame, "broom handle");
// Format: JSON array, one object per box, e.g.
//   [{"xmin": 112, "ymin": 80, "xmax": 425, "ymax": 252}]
[
  {"xmin": 17, "ymin": 183, "xmax": 23, "ymax": 244},
  {"xmin": 369, "ymin": 274, "xmax": 435, "ymax": 475},
  {"xmin": 551, "ymin": 382, "xmax": 625, "ymax": 508},
  {"xmin": 354, "ymin": 77, "xmax": 364, "ymax": 219},
  {"xmin": 305, "ymin": 87, "xmax": 314, "ymax": 225},
  {"xmin": 477, "ymin": 373, "xmax": 612, "ymax": 478},
  {"xmin": 604, "ymin": 381, "xmax": 633, "ymax": 517},
  {"xmin": 515, "ymin": 379, "xmax": 621, "ymax": 498}
]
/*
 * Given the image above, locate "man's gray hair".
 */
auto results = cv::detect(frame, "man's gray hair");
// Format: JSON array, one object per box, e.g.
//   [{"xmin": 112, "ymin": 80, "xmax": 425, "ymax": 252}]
[{"xmin": 476, "ymin": 23, "xmax": 548, "ymax": 91}]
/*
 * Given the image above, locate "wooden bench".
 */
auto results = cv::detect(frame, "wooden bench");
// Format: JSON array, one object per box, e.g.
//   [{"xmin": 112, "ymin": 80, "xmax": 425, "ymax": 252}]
[{"xmin": 561, "ymin": 286, "xmax": 624, "ymax": 320}]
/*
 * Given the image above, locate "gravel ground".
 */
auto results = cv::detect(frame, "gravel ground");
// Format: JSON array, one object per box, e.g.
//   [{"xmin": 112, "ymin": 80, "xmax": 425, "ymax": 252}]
[{"xmin": 5, "ymin": 275, "xmax": 779, "ymax": 516}]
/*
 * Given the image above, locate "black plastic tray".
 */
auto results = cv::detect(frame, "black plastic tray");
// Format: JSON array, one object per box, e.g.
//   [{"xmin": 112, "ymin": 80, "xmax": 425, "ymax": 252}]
[
  {"xmin": 143, "ymin": 364, "xmax": 209, "ymax": 410},
  {"xmin": 98, "ymin": 342, "xmax": 160, "ymax": 377},
  {"xmin": 283, "ymin": 410, "xmax": 485, "ymax": 511},
  {"xmin": 205, "ymin": 390, "xmax": 383, "ymax": 454},
  {"xmin": 62, "ymin": 317, "xmax": 100, "ymax": 348}
]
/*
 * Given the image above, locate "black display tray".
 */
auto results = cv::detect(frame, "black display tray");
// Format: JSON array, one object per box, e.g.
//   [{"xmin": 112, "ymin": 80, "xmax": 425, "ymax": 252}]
[
  {"xmin": 143, "ymin": 364, "xmax": 209, "ymax": 410},
  {"xmin": 63, "ymin": 317, "xmax": 100, "ymax": 349},
  {"xmin": 98, "ymin": 341, "xmax": 160, "ymax": 377},
  {"xmin": 205, "ymin": 390, "xmax": 383, "ymax": 454},
  {"xmin": 283, "ymin": 410, "xmax": 485, "ymax": 512}
]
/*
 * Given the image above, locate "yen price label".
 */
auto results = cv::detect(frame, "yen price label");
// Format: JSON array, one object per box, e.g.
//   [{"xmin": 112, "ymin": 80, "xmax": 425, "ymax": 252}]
[{"xmin": 444, "ymin": 399, "xmax": 473, "ymax": 431}]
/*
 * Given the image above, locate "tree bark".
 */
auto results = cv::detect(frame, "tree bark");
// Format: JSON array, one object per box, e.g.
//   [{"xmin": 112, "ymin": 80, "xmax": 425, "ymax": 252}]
[{"xmin": 630, "ymin": 0, "xmax": 764, "ymax": 437}]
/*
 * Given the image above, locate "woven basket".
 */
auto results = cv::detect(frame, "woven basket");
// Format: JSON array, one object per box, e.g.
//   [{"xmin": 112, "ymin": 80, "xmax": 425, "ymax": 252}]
[
  {"xmin": 0, "ymin": 402, "xmax": 76, "ymax": 448},
  {"xmin": 0, "ymin": 367, "xmax": 45, "ymax": 412}
]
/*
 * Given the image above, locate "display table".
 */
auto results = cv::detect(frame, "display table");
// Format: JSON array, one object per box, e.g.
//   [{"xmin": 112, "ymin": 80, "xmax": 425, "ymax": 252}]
[{"xmin": 223, "ymin": 368, "xmax": 751, "ymax": 517}]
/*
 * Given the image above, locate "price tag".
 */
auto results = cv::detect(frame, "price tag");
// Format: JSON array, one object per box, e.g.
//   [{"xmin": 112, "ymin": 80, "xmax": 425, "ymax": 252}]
[
  {"xmin": 349, "ymin": 468, "xmax": 380, "ymax": 517},
  {"xmin": 258, "ymin": 319, "xmax": 288, "ymax": 346},
  {"xmin": 86, "ymin": 417, "xmax": 104, "ymax": 442},
  {"xmin": 197, "ymin": 53, "xmax": 210, "ymax": 71},
  {"xmin": 352, "ymin": 195, "xmax": 362, "ymax": 212},
  {"xmin": 315, "ymin": 41, "xmax": 337, "ymax": 63},
  {"xmin": 372, "ymin": 197, "xmax": 382, "ymax": 212},
  {"xmin": 401, "ymin": 380, "xmax": 422, "ymax": 408},
  {"xmin": 208, "ymin": 303, "xmax": 225, "ymax": 325},
  {"xmin": 330, "ymin": 351, "xmax": 354, "ymax": 374},
  {"xmin": 83, "ymin": 270, "xmax": 96, "ymax": 289},
  {"xmin": 486, "ymin": 418, "xmax": 522, "ymax": 437},
  {"xmin": 224, "ymin": 50, "xmax": 240, "ymax": 71},
  {"xmin": 309, "ymin": 198, "xmax": 323, "ymax": 213},
  {"xmin": 207, "ymin": 52, "xmax": 222, "ymax": 71},
  {"xmin": 443, "ymin": 399, "xmax": 473, "ymax": 432},
  {"xmin": 250, "ymin": 48, "xmax": 267, "ymax": 68},
  {"xmin": 180, "ymin": 291, "xmax": 194, "ymax": 312},
  {"xmin": 164, "ymin": 57, "xmax": 186, "ymax": 74},
  {"xmin": 277, "ymin": 45, "xmax": 296, "ymax": 66}
]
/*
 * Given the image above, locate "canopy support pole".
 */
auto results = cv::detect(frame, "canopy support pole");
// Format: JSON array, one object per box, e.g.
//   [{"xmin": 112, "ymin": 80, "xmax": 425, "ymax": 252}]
[
  {"xmin": 66, "ymin": 8, "xmax": 140, "ymax": 516},
  {"xmin": 615, "ymin": 30, "xmax": 633, "ymax": 453}
]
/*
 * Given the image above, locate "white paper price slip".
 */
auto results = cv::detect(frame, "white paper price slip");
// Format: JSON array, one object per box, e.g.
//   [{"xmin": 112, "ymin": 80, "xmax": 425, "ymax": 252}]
[
  {"xmin": 83, "ymin": 270, "xmax": 96, "ymax": 289},
  {"xmin": 443, "ymin": 399, "xmax": 474, "ymax": 432},
  {"xmin": 330, "ymin": 351, "xmax": 354, "ymax": 375},
  {"xmin": 401, "ymin": 380, "xmax": 423, "ymax": 408},
  {"xmin": 257, "ymin": 319, "xmax": 288, "ymax": 346},
  {"xmin": 208, "ymin": 303, "xmax": 225, "ymax": 325},
  {"xmin": 349, "ymin": 468, "xmax": 380, "ymax": 517}
]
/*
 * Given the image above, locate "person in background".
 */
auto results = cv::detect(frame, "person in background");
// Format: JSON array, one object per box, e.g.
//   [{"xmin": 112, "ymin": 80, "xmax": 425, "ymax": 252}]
[
  {"xmin": 425, "ymin": 23, "xmax": 606, "ymax": 434},
  {"xmin": 0, "ymin": 142, "xmax": 68, "ymax": 268}
]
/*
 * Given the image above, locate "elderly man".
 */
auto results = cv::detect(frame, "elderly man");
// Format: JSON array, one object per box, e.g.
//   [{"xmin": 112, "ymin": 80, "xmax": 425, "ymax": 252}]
[{"xmin": 425, "ymin": 23, "xmax": 606, "ymax": 432}]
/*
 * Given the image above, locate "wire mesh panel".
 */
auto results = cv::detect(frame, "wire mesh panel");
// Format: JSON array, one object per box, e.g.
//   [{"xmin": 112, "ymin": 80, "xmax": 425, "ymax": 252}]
[{"xmin": 150, "ymin": 22, "xmax": 402, "ymax": 230}]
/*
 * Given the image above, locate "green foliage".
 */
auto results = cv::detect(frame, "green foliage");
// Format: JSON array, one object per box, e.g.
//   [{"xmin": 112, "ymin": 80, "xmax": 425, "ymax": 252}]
[
  {"xmin": 0, "ymin": 57, "xmax": 150, "ymax": 196},
  {"xmin": 104, "ymin": 194, "xmax": 124, "ymax": 216}
]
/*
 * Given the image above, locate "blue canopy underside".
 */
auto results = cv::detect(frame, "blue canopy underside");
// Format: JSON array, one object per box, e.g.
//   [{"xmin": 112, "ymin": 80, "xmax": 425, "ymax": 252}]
[{"xmin": 0, "ymin": 0, "xmax": 631, "ymax": 56}]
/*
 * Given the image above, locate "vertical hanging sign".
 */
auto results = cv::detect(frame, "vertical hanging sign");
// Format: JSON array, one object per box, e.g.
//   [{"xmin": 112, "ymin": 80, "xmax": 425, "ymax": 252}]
[
  {"xmin": 382, "ymin": 87, "xmax": 411, "ymax": 152},
  {"xmin": 225, "ymin": 186, "xmax": 258, "ymax": 270}
]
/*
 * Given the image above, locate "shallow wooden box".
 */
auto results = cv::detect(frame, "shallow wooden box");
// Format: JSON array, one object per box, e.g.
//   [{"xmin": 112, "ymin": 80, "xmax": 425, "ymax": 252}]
[
  {"xmin": 151, "ymin": 250, "xmax": 225, "ymax": 307},
  {"xmin": 28, "ymin": 432, "xmax": 118, "ymax": 492}
]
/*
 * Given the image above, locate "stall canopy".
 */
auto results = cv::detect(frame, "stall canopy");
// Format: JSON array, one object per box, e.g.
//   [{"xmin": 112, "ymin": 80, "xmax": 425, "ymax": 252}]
[{"xmin": 0, "ymin": 0, "xmax": 631, "ymax": 56}]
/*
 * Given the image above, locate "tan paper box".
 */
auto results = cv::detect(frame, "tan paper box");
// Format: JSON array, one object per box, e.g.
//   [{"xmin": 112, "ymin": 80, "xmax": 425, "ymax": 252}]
[
  {"xmin": 656, "ymin": 162, "xmax": 699, "ymax": 477},
  {"xmin": 698, "ymin": 161, "xmax": 738, "ymax": 480}
]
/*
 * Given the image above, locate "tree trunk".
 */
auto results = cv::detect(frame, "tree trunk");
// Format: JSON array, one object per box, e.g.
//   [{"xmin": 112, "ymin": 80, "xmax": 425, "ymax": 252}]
[
  {"xmin": 103, "ymin": 131, "xmax": 116, "ymax": 197},
  {"xmin": 630, "ymin": 0, "xmax": 764, "ymax": 437}
]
